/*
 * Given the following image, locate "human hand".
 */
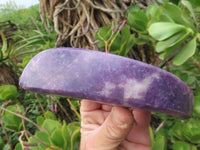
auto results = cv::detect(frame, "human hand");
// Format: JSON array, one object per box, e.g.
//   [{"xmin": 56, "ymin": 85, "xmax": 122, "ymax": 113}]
[{"xmin": 80, "ymin": 99, "xmax": 151, "ymax": 150}]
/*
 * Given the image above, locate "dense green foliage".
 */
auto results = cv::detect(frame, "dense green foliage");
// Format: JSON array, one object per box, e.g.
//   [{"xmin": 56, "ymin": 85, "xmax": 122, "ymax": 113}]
[{"xmin": 0, "ymin": 0, "xmax": 200, "ymax": 150}]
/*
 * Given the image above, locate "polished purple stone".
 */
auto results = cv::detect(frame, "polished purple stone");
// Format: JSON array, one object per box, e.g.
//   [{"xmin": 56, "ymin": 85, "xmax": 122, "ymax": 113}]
[{"xmin": 19, "ymin": 47, "xmax": 193, "ymax": 118}]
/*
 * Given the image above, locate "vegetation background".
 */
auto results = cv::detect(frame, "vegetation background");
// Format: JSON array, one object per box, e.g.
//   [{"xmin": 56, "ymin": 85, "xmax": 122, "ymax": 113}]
[{"xmin": 0, "ymin": 0, "xmax": 200, "ymax": 150}]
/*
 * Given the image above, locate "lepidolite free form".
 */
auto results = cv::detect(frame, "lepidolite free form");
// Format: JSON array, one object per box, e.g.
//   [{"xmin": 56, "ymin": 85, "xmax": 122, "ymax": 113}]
[{"xmin": 19, "ymin": 48, "xmax": 193, "ymax": 118}]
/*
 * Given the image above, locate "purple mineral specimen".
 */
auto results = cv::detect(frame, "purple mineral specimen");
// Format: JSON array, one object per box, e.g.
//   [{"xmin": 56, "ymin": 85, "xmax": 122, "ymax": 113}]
[{"xmin": 19, "ymin": 48, "xmax": 193, "ymax": 118}]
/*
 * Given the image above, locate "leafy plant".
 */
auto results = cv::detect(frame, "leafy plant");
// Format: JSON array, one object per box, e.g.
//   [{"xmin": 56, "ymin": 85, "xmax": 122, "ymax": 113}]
[
  {"xmin": 15, "ymin": 117, "xmax": 80, "ymax": 150},
  {"xmin": 95, "ymin": 20, "xmax": 135, "ymax": 56},
  {"xmin": 2, "ymin": 104, "xmax": 25, "ymax": 131},
  {"xmin": 0, "ymin": 85, "xmax": 18, "ymax": 101},
  {"xmin": 127, "ymin": 1, "xmax": 200, "ymax": 65}
]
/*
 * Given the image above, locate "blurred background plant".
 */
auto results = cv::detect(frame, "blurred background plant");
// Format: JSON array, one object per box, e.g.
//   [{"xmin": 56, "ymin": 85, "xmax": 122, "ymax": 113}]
[{"xmin": 0, "ymin": 0, "xmax": 200, "ymax": 150}]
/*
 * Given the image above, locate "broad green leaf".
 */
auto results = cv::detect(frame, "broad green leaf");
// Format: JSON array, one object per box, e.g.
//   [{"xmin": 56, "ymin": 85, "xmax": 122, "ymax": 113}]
[
  {"xmin": 0, "ymin": 85, "xmax": 18, "ymax": 101},
  {"xmin": 51, "ymin": 128, "xmax": 64, "ymax": 149},
  {"xmin": 62, "ymin": 122, "xmax": 71, "ymax": 149},
  {"xmin": 45, "ymin": 111, "xmax": 57, "ymax": 120},
  {"xmin": 162, "ymin": 3, "xmax": 187, "ymax": 26},
  {"xmin": 152, "ymin": 135, "xmax": 167, "ymax": 150},
  {"xmin": 173, "ymin": 38, "xmax": 196, "ymax": 65},
  {"xmin": 67, "ymin": 122, "xmax": 80, "ymax": 136},
  {"xmin": 36, "ymin": 116, "xmax": 45, "ymax": 126},
  {"xmin": 42, "ymin": 119, "xmax": 62, "ymax": 135},
  {"xmin": 193, "ymin": 95, "xmax": 200, "ymax": 115},
  {"xmin": 183, "ymin": 119, "xmax": 200, "ymax": 144},
  {"xmin": 29, "ymin": 131, "xmax": 51, "ymax": 150},
  {"xmin": 181, "ymin": 0, "xmax": 197, "ymax": 24},
  {"xmin": 158, "ymin": 31, "xmax": 190, "ymax": 60},
  {"xmin": 148, "ymin": 22, "xmax": 187, "ymax": 41},
  {"xmin": 146, "ymin": 4, "xmax": 159, "ymax": 19},
  {"xmin": 128, "ymin": 10, "xmax": 148, "ymax": 32},
  {"xmin": 172, "ymin": 122, "xmax": 188, "ymax": 141},
  {"xmin": 156, "ymin": 31, "xmax": 188, "ymax": 52},
  {"xmin": 95, "ymin": 27, "xmax": 112, "ymax": 48},
  {"xmin": 2, "ymin": 104, "xmax": 24, "ymax": 131},
  {"xmin": 128, "ymin": 4, "xmax": 140, "ymax": 12},
  {"xmin": 173, "ymin": 141, "xmax": 197, "ymax": 150},
  {"xmin": 71, "ymin": 128, "xmax": 80, "ymax": 150},
  {"xmin": 14, "ymin": 143, "xmax": 22, "ymax": 150},
  {"xmin": 118, "ymin": 34, "xmax": 135, "ymax": 56}
]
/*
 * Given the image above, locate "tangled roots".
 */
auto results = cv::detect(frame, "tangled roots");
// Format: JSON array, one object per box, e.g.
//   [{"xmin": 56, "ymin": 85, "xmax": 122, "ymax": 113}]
[{"xmin": 39, "ymin": 0, "xmax": 136, "ymax": 48}]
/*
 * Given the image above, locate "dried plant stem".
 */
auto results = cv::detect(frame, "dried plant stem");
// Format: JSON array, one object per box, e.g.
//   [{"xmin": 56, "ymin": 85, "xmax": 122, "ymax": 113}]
[
  {"xmin": 35, "ymin": 93, "xmax": 47, "ymax": 118},
  {"xmin": 66, "ymin": 98, "xmax": 81, "ymax": 120},
  {"xmin": 54, "ymin": 98, "xmax": 73, "ymax": 122},
  {"xmin": 155, "ymin": 119, "xmax": 166, "ymax": 132},
  {"xmin": 0, "ymin": 106, "xmax": 45, "ymax": 132},
  {"xmin": 25, "ymin": 130, "xmax": 57, "ymax": 150},
  {"xmin": 0, "ymin": 116, "xmax": 12, "ymax": 150},
  {"xmin": 189, "ymin": 57, "xmax": 200, "ymax": 69}
]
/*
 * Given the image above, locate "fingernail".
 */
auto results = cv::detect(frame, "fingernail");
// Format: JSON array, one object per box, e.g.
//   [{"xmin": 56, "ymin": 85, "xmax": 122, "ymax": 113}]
[{"xmin": 112, "ymin": 107, "xmax": 129, "ymax": 129}]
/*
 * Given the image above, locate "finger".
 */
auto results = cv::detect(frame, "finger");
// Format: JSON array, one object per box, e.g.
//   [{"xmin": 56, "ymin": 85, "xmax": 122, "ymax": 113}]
[
  {"xmin": 93, "ymin": 106, "xmax": 134, "ymax": 149},
  {"xmin": 133, "ymin": 109, "xmax": 151, "ymax": 127},
  {"xmin": 80, "ymin": 99, "xmax": 101, "ymax": 112},
  {"xmin": 102, "ymin": 104, "xmax": 112, "ymax": 112},
  {"xmin": 126, "ymin": 109, "xmax": 151, "ymax": 146}
]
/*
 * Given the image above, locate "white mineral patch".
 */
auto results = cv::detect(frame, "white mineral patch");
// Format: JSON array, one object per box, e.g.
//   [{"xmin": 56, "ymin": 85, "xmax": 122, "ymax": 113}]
[
  {"xmin": 99, "ymin": 82, "xmax": 116, "ymax": 97},
  {"xmin": 121, "ymin": 73, "xmax": 160, "ymax": 100}
]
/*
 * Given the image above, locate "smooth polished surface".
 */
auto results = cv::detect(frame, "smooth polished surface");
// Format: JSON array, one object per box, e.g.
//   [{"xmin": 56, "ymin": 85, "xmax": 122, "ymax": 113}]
[{"xmin": 19, "ymin": 48, "xmax": 193, "ymax": 118}]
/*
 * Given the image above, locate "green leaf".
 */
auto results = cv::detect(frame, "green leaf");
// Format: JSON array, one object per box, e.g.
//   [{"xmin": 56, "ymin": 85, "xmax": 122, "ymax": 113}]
[
  {"xmin": 172, "ymin": 38, "xmax": 196, "ymax": 65},
  {"xmin": 29, "ymin": 131, "xmax": 51, "ymax": 150},
  {"xmin": 0, "ymin": 85, "xmax": 18, "ymax": 101},
  {"xmin": 158, "ymin": 31, "xmax": 190, "ymax": 60},
  {"xmin": 14, "ymin": 143, "xmax": 22, "ymax": 150},
  {"xmin": 152, "ymin": 135, "xmax": 167, "ymax": 150},
  {"xmin": 2, "ymin": 104, "xmax": 24, "ymax": 131},
  {"xmin": 45, "ymin": 111, "xmax": 57, "ymax": 120},
  {"xmin": 128, "ymin": 4, "xmax": 140, "ymax": 12},
  {"xmin": 183, "ymin": 119, "xmax": 200, "ymax": 144},
  {"xmin": 146, "ymin": 4, "xmax": 160, "ymax": 19},
  {"xmin": 162, "ymin": 3, "xmax": 187, "ymax": 26},
  {"xmin": 128, "ymin": 10, "xmax": 148, "ymax": 32},
  {"xmin": 42, "ymin": 119, "xmax": 62, "ymax": 135},
  {"xmin": 71, "ymin": 128, "xmax": 80, "ymax": 150},
  {"xmin": 51, "ymin": 128, "xmax": 64, "ymax": 149},
  {"xmin": 181, "ymin": 0, "xmax": 197, "ymax": 26},
  {"xmin": 156, "ymin": 31, "xmax": 188, "ymax": 52},
  {"xmin": 95, "ymin": 27, "xmax": 112, "ymax": 48},
  {"xmin": 36, "ymin": 116, "xmax": 45, "ymax": 126},
  {"xmin": 148, "ymin": 22, "xmax": 187, "ymax": 41},
  {"xmin": 62, "ymin": 122, "xmax": 71, "ymax": 149},
  {"xmin": 173, "ymin": 141, "xmax": 197, "ymax": 150},
  {"xmin": 172, "ymin": 122, "xmax": 188, "ymax": 141},
  {"xmin": 193, "ymin": 95, "xmax": 200, "ymax": 115}
]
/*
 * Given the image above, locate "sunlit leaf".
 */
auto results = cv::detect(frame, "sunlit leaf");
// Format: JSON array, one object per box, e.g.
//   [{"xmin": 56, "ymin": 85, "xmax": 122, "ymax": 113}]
[
  {"xmin": 152, "ymin": 135, "xmax": 167, "ymax": 150},
  {"xmin": 183, "ymin": 119, "xmax": 200, "ymax": 144},
  {"xmin": 128, "ymin": 10, "xmax": 148, "ymax": 32},
  {"xmin": 148, "ymin": 22, "xmax": 187, "ymax": 41},
  {"xmin": 173, "ymin": 141, "xmax": 197, "ymax": 150},
  {"xmin": 173, "ymin": 38, "xmax": 196, "ymax": 65}
]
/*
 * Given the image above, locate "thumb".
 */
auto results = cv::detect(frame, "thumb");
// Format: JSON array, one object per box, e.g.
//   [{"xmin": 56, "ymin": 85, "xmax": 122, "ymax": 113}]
[{"xmin": 95, "ymin": 106, "xmax": 134, "ymax": 149}]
